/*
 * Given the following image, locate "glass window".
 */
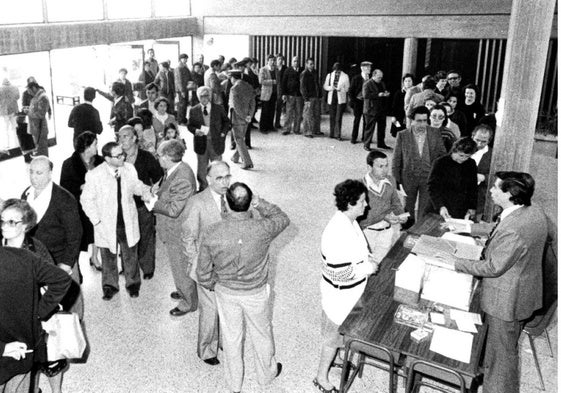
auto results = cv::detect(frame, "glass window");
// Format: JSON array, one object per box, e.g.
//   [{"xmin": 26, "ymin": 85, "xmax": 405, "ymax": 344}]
[
  {"xmin": 107, "ymin": 0, "xmax": 151, "ymax": 19},
  {"xmin": 0, "ymin": 1, "xmax": 44, "ymax": 24},
  {"xmin": 46, "ymin": 0, "xmax": 104, "ymax": 22},
  {"xmin": 154, "ymin": 0, "xmax": 190, "ymax": 17}
]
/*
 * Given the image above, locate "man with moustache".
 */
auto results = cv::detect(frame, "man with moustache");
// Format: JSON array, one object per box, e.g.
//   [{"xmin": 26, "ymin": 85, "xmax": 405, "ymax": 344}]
[{"xmin": 182, "ymin": 160, "xmax": 232, "ymax": 366}]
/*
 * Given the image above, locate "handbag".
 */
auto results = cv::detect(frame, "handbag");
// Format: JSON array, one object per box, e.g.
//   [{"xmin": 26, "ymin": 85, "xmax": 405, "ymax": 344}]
[{"xmin": 41, "ymin": 312, "xmax": 86, "ymax": 361}]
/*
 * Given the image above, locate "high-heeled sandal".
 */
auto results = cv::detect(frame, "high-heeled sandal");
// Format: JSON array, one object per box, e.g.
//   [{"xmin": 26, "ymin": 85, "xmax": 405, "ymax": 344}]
[
  {"xmin": 313, "ymin": 378, "xmax": 339, "ymax": 393},
  {"xmin": 89, "ymin": 257, "xmax": 102, "ymax": 271}
]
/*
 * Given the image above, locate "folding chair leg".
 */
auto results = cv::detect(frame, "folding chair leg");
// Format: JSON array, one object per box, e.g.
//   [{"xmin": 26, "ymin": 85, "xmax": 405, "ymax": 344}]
[
  {"xmin": 527, "ymin": 333, "xmax": 546, "ymax": 390},
  {"xmin": 544, "ymin": 329, "xmax": 554, "ymax": 357}
]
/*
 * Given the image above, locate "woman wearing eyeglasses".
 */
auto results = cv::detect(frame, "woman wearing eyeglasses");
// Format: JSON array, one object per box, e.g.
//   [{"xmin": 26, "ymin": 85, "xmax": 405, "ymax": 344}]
[
  {"xmin": 427, "ymin": 137, "xmax": 479, "ymax": 220},
  {"xmin": 429, "ymin": 105, "xmax": 459, "ymax": 152},
  {"xmin": 1, "ymin": 198, "xmax": 73, "ymax": 393}
]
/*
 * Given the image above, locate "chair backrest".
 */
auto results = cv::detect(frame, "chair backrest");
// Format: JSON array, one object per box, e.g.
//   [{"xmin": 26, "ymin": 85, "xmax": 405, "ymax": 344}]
[{"xmin": 406, "ymin": 359, "xmax": 466, "ymax": 393}]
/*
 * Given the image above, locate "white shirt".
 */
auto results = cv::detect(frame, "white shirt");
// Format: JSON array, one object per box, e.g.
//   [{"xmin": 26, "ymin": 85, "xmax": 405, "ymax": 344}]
[
  {"xmin": 471, "ymin": 145, "xmax": 489, "ymax": 166},
  {"xmin": 166, "ymin": 161, "xmax": 181, "ymax": 178},
  {"xmin": 500, "ymin": 204, "xmax": 523, "ymax": 221},
  {"xmin": 209, "ymin": 188, "xmax": 224, "ymax": 213},
  {"xmin": 364, "ymin": 174, "xmax": 391, "ymax": 194},
  {"xmin": 26, "ymin": 181, "xmax": 53, "ymax": 223}
]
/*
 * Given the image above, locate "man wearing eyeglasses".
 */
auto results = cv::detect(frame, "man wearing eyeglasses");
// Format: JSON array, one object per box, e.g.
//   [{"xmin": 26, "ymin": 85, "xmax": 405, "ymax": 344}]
[
  {"xmin": 81, "ymin": 141, "xmax": 152, "ymax": 301},
  {"xmin": 445, "ymin": 70, "xmax": 463, "ymax": 97},
  {"xmin": 182, "ymin": 160, "xmax": 232, "ymax": 366}
]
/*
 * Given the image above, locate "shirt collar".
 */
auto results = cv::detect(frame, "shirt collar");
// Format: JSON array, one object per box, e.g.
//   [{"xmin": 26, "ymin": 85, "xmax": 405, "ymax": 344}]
[
  {"xmin": 500, "ymin": 204, "xmax": 523, "ymax": 221},
  {"xmin": 364, "ymin": 173, "xmax": 391, "ymax": 191},
  {"xmin": 167, "ymin": 161, "xmax": 181, "ymax": 177},
  {"xmin": 114, "ymin": 96, "xmax": 123, "ymax": 104},
  {"xmin": 27, "ymin": 181, "xmax": 53, "ymax": 200}
]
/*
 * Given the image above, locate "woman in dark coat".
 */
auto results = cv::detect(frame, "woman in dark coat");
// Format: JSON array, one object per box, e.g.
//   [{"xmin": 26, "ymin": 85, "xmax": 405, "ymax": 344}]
[
  {"xmin": 60, "ymin": 131, "xmax": 104, "ymax": 270},
  {"xmin": 427, "ymin": 137, "xmax": 478, "ymax": 220},
  {"xmin": 458, "ymin": 84, "xmax": 485, "ymax": 136}
]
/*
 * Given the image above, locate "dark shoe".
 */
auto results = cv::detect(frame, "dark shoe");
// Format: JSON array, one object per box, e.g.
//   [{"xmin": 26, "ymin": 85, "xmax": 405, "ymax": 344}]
[
  {"xmin": 102, "ymin": 287, "xmax": 118, "ymax": 301},
  {"xmin": 304, "ymin": 134, "xmax": 313, "ymax": 138},
  {"xmin": 89, "ymin": 257, "xmax": 102, "ymax": 271},
  {"xmin": 294, "ymin": 131, "xmax": 302, "ymax": 135},
  {"xmin": 350, "ymin": 140, "xmax": 357, "ymax": 144},
  {"xmin": 276, "ymin": 362, "xmax": 283, "ymax": 378},
  {"xmin": 337, "ymin": 137, "xmax": 344, "ymax": 141},
  {"xmin": 363, "ymin": 145, "xmax": 372, "ymax": 152},
  {"xmin": 203, "ymin": 357, "xmax": 220, "ymax": 366},
  {"xmin": 170, "ymin": 291, "xmax": 182, "ymax": 300},
  {"xmin": 128, "ymin": 289, "xmax": 139, "ymax": 298},
  {"xmin": 169, "ymin": 307, "xmax": 190, "ymax": 316},
  {"xmin": 282, "ymin": 130, "xmax": 290, "ymax": 135},
  {"xmin": 274, "ymin": 123, "xmax": 282, "ymax": 129},
  {"xmin": 247, "ymin": 145, "xmax": 252, "ymax": 150},
  {"xmin": 313, "ymin": 132, "xmax": 324, "ymax": 136},
  {"xmin": 241, "ymin": 165, "xmax": 253, "ymax": 170},
  {"xmin": 259, "ymin": 129, "xmax": 269, "ymax": 134},
  {"xmin": 378, "ymin": 144, "xmax": 392, "ymax": 150},
  {"xmin": 313, "ymin": 378, "xmax": 338, "ymax": 393},
  {"xmin": 143, "ymin": 273, "xmax": 154, "ymax": 280}
]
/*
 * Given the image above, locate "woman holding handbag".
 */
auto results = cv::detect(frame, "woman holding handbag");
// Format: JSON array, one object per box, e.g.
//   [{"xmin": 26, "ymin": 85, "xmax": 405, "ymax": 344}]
[{"xmin": 1, "ymin": 199, "xmax": 77, "ymax": 393}]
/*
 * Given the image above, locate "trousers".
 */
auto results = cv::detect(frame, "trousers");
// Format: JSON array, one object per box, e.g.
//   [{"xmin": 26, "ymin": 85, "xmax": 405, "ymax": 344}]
[
  {"xmin": 303, "ymin": 98, "xmax": 321, "ymax": 136},
  {"xmin": 232, "ymin": 122, "xmax": 252, "ymax": 168},
  {"xmin": 28, "ymin": 118, "xmax": 49, "ymax": 156},
  {"xmin": 328, "ymin": 94, "xmax": 345, "ymax": 138},
  {"xmin": 0, "ymin": 371, "xmax": 31, "ymax": 393},
  {"xmin": 197, "ymin": 284, "xmax": 220, "ymax": 360},
  {"xmin": 196, "ymin": 139, "xmax": 222, "ymax": 191},
  {"xmin": 100, "ymin": 226, "xmax": 140, "ymax": 291},
  {"xmin": 137, "ymin": 205, "xmax": 156, "ymax": 276},
  {"xmin": 363, "ymin": 114, "xmax": 386, "ymax": 146},
  {"xmin": 402, "ymin": 174, "xmax": 431, "ymax": 221},
  {"xmin": 284, "ymin": 95, "xmax": 303, "ymax": 133},
  {"xmin": 350, "ymin": 101, "xmax": 364, "ymax": 142}
]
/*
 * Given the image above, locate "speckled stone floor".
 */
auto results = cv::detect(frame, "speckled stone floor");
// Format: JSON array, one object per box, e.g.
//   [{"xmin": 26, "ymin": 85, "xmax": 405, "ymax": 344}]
[{"xmin": 0, "ymin": 112, "xmax": 557, "ymax": 393}]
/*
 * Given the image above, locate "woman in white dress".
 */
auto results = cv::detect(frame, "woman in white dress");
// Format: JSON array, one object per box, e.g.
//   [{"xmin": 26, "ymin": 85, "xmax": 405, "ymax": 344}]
[{"xmin": 314, "ymin": 179, "xmax": 379, "ymax": 393}]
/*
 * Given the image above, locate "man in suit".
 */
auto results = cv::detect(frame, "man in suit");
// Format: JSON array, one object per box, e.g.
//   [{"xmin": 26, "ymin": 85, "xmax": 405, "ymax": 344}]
[
  {"xmin": 136, "ymin": 82, "xmax": 159, "ymax": 116},
  {"xmin": 68, "ymin": 87, "xmax": 103, "ymax": 140},
  {"xmin": 154, "ymin": 61, "xmax": 175, "ymax": 114},
  {"xmin": 229, "ymin": 70, "xmax": 256, "ymax": 170},
  {"xmin": 274, "ymin": 54, "xmax": 287, "ymax": 129},
  {"xmin": 151, "ymin": 140, "xmax": 197, "ymax": 316},
  {"xmin": 190, "ymin": 63, "xmax": 205, "ymax": 107},
  {"xmin": 392, "ymin": 106, "xmax": 446, "ymax": 224},
  {"xmin": 258, "ymin": 55, "xmax": 278, "ymax": 133},
  {"xmin": 205, "ymin": 60, "xmax": 224, "ymax": 106},
  {"xmin": 323, "ymin": 62, "xmax": 350, "ymax": 141},
  {"xmin": 174, "ymin": 53, "xmax": 192, "ymax": 125},
  {"xmin": 81, "ymin": 142, "xmax": 151, "ymax": 300},
  {"xmin": 197, "ymin": 183, "xmax": 289, "ymax": 393},
  {"xmin": 281, "ymin": 56, "xmax": 303, "ymax": 135},
  {"xmin": 300, "ymin": 58, "xmax": 323, "ymax": 138},
  {"xmin": 22, "ymin": 156, "xmax": 83, "ymax": 317},
  {"xmin": 137, "ymin": 61, "xmax": 156, "ymax": 100},
  {"xmin": 187, "ymin": 86, "xmax": 230, "ymax": 190},
  {"xmin": 182, "ymin": 160, "xmax": 232, "ymax": 366},
  {"xmin": 471, "ymin": 124, "xmax": 493, "ymax": 220},
  {"xmin": 118, "ymin": 125, "xmax": 163, "ymax": 280},
  {"xmin": 363, "ymin": 69, "xmax": 391, "ymax": 151},
  {"xmin": 146, "ymin": 48, "xmax": 159, "ymax": 76},
  {"xmin": 438, "ymin": 171, "xmax": 547, "ymax": 393},
  {"xmin": 406, "ymin": 78, "xmax": 444, "ymax": 119},
  {"xmin": 96, "ymin": 82, "xmax": 134, "ymax": 135},
  {"xmin": 349, "ymin": 61, "xmax": 371, "ymax": 144},
  {"xmin": 117, "ymin": 68, "xmax": 135, "ymax": 105}
]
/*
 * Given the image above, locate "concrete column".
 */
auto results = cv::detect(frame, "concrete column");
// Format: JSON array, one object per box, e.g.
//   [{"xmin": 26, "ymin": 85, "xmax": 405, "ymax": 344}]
[
  {"xmin": 402, "ymin": 38, "xmax": 418, "ymax": 77},
  {"xmin": 484, "ymin": 0, "xmax": 556, "ymax": 217}
]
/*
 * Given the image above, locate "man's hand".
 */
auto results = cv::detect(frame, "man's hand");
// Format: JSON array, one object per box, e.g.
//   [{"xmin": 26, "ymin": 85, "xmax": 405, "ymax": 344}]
[
  {"xmin": 477, "ymin": 174, "xmax": 485, "ymax": 183},
  {"xmin": 465, "ymin": 209, "xmax": 476, "ymax": 220},
  {"xmin": 439, "ymin": 206, "xmax": 451, "ymax": 220},
  {"xmin": 434, "ymin": 252, "xmax": 460, "ymax": 268},
  {"xmin": 251, "ymin": 193, "xmax": 261, "ymax": 208},
  {"xmin": 195, "ymin": 130, "xmax": 205, "ymax": 136},
  {"xmin": 245, "ymin": 115, "xmax": 252, "ymax": 123},
  {"xmin": 384, "ymin": 213, "xmax": 400, "ymax": 225},
  {"xmin": 367, "ymin": 254, "xmax": 380, "ymax": 274},
  {"xmin": 2, "ymin": 342, "xmax": 30, "ymax": 360}
]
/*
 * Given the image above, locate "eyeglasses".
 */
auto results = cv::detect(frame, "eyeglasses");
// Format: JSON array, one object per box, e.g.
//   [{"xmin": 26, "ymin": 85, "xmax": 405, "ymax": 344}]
[
  {"xmin": 214, "ymin": 175, "xmax": 232, "ymax": 183},
  {"xmin": 447, "ymin": 76, "xmax": 460, "ymax": 80},
  {"xmin": 111, "ymin": 152, "xmax": 127, "ymax": 159},
  {"xmin": 430, "ymin": 114, "xmax": 445, "ymax": 120},
  {"xmin": 0, "ymin": 219, "xmax": 23, "ymax": 227}
]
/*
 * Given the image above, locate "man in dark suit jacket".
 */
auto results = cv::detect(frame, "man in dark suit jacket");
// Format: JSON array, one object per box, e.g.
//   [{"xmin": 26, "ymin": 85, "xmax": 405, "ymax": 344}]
[
  {"xmin": 439, "ymin": 171, "xmax": 548, "ymax": 393},
  {"xmin": 187, "ymin": 86, "xmax": 230, "ymax": 190},
  {"xmin": 96, "ymin": 82, "xmax": 134, "ymax": 134},
  {"xmin": 274, "ymin": 55, "xmax": 287, "ymax": 129},
  {"xmin": 471, "ymin": 124, "xmax": 493, "ymax": 220},
  {"xmin": 68, "ymin": 87, "xmax": 103, "ymax": 139},
  {"xmin": 363, "ymin": 69, "xmax": 391, "ymax": 150},
  {"xmin": 392, "ymin": 106, "xmax": 446, "ymax": 224},
  {"xmin": 119, "ymin": 125, "xmax": 163, "ymax": 280},
  {"xmin": 154, "ymin": 61, "xmax": 175, "ymax": 114},
  {"xmin": 22, "ymin": 156, "xmax": 83, "ymax": 317},
  {"xmin": 281, "ymin": 56, "xmax": 303, "ymax": 135},
  {"xmin": 349, "ymin": 61, "xmax": 371, "ymax": 144},
  {"xmin": 151, "ymin": 140, "xmax": 197, "ymax": 316},
  {"xmin": 174, "ymin": 54, "xmax": 192, "ymax": 125}
]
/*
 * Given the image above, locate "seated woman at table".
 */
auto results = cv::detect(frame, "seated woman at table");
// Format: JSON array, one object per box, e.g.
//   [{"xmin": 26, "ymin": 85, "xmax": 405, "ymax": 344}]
[
  {"xmin": 314, "ymin": 179, "xmax": 379, "ymax": 393},
  {"xmin": 427, "ymin": 137, "xmax": 478, "ymax": 220}
]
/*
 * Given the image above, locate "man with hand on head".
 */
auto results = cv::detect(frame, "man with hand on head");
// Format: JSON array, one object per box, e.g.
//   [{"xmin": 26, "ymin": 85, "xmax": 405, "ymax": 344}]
[{"xmin": 183, "ymin": 160, "xmax": 232, "ymax": 366}]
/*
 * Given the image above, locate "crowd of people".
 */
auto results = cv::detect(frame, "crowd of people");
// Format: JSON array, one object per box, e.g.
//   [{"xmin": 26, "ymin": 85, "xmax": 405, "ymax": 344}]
[{"xmin": 0, "ymin": 47, "xmax": 549, "ymax": 393}]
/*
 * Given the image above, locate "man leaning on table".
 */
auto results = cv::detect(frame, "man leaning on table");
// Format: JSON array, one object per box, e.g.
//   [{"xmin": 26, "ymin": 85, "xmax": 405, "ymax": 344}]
[{"xmin": 436, "ymin": 171, "xmax": 547, "ymax": 393}]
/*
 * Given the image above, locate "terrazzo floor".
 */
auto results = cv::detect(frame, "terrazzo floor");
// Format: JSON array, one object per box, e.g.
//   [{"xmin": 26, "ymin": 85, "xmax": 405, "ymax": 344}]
[{"xmin": 0, "ymin": 112, "xmax": 557, "ymax": 393}]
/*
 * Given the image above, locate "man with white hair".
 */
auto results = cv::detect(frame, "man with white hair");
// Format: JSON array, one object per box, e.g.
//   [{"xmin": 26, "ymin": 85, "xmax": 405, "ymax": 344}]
[{"xmin": 187, "ymin": 86, "xmax": 230, "ymax": 191}]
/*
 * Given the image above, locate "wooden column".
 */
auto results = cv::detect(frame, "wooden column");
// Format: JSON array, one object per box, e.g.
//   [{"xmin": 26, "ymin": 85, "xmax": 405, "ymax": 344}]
[
  {"xmin": 402, "ymin": 38, "xmax": 418, "ymax": 77},
  {"xmin": 484, "ymin": 0, "xmax": 556, "ymax": 218}
]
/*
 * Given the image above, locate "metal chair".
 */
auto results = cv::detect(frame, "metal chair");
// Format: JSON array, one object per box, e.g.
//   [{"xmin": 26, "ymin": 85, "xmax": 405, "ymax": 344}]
[
  {"xmin": 405, "ymin": 359, "xmax": 466, "ymax": 393},
  {"xmin": 522, "ymin": 236, "xmax": 557, "ymax": 390},
  {"xmin": 339, "ymin": 338, "xmax": 404, "ymax": 393}
]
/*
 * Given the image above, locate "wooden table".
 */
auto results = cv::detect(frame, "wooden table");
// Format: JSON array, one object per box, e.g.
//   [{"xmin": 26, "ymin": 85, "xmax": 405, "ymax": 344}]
[{"xmin": 339, "ymin": 214, "xmax": 486, "ymax": 390}]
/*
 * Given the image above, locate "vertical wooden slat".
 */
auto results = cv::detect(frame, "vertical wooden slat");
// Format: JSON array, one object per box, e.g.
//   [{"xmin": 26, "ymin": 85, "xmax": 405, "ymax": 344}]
[
  {"xmin": 540, "ymin": 40, "xmax": 553, "ymax": 112},
  {"xmin": 485, "ymin": 39, "xmax": 497, "ymax": 111},
  {"xmin": 547, "ymin": 54, "xmax": 557, "ymax": 115},
  {"xmin": 481, "ymin": 39, "xmax": 490, "ymax": 107},
  {"xmin": 491, "ymin": 40, "xmax": 504, "ymax": 112},
  {"xmin": 475, "ymin": 39, "xmax": 483, "ymax": 86}
]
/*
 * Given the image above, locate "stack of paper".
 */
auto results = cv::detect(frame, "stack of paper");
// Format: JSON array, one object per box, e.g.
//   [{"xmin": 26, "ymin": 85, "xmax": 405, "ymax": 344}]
[
  {"xmin": 450, "ymin": 309, "xmax": 482, "ymax": 333},
  {"xmin": 412, "ymin": 234, "xmax": 483, "ymax": 263},
  {"xmin": 429, "ymin": 326, "xmax": 474, "ymax": 363},
  {"xmin": 421, "ymin": 265, "xmax": 473, "ymax": 311}
]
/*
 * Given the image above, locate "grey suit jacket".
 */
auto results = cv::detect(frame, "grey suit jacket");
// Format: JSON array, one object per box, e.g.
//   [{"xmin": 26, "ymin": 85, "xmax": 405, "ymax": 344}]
[
  {"xmin": 153, "ymin": 162, "xmax": 196, "ymax": 240},
  {"xmin": 455, "ymin": 205, "xmax": 548, "ymax": 321},
  {"xmin": 230, "ymin": 79, "xmax": 256, "ymax": 126},
  {"xmin": 182, "ymin": 188, "xmax": 224, "ymax": 281},
  {"xmin": 392, "ymin": 127, "xmax": 446, "ymax": 185}
]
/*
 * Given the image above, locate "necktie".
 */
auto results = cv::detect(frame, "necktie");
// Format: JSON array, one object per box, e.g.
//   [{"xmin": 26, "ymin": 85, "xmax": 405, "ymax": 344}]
[
  {"xmin": 481, "ymin": 216, "xmax": 501, "ymax": 260},
  {"xmin": 115, "ymin": 169, "xmax": 125, "ymax": 228},
  {"xmin": 220, "ymin": 195, "xmax": 227, "ymax": 216},
  {"xmin": 203, "ymin": 106, "xmax": 208, "ymax": 116},
  {"xmin": 333, "ymin": 71, "xmax": 340, "ymax": 89}
]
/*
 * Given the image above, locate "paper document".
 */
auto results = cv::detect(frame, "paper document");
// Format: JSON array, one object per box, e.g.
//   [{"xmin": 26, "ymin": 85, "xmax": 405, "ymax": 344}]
[
  {"xmin": 430, "ymin": 312, "xmax": 446, "ymax": 325},
  {"xmin": 200, "ymin": 125, "xmax": 210, "ymax": 135},
  {"xmin": 441, "ymin": 232, "xmax": 477, "ymax": 245},
  {"xmin": 455, "ymin": 319, "xmax": 478, "ymax": 333},
  {"xmin": 395, "ymin": 254, "xmax": 426, "ymax": 293},
  {"xmin": 445, "ymin": 218, "xmax": 473, "ymax": 233},
  {"xmin": 430, "ymin": 326, "xmax": 474, "ymax": 363},
  {"xmin": 413, "ymin": 234, "xmax": 483, "ymax": 261},
  {"xmin": 421, "ymin": 265, "xmax": 473, "ymax": 310},
  {"xmin": 450, "ymin": 309, "xmax": 482, "ymax": 325}
]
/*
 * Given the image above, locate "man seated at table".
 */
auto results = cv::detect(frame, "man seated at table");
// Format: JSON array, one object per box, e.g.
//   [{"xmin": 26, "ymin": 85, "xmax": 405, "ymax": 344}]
[
  {"xmin": 359, "ymin": 150, "xmax": 407, "ymax": 262},
  {"xmin": 436, "ymin": 171, "xmax": 548, "ymax": 393}
]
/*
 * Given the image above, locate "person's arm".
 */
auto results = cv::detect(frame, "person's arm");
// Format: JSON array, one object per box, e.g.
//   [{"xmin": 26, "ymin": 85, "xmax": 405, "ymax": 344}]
[
  {"xmin": 392, "ymin": 132, "xmax": 404, "ymax": 185},
  {"xmin": 454, "ymin": 229, "xmax": 525, "ymax": 277},
  {"xmin": 59, "ymin": 161, "xmax": 81, "ymax": 199},
  {"xmin": 300, "ymin": 72, "xmax": 309, "ymax": 100},
  {"xmin": 153, "ymin": 171, "xmax": 195, "ymax": 218},
  {"xmin": 182, "ymin": 199, "xmax": 200, "ymax": 263},
  {"xmin": 67, "ymin": 106, "xmax": 77, "ymax": 128},
  {"xmin": 187, "ymin": 107, "xmax": 201, "ymax": 135},
  {"xmin": 34, "ymin": 255, "xmax": 72, "ymax": 320},
  {"xmin": 252, "ymin": 198, "xmax": 290, "ymax": 239},
  {"xmin": 93, "ymin": 109, "xmax": 103, "ymax": 134},
  {"xmin": 196, "ymin": 230, "xmax": 217, "ymax": 291},
  {"xmin": 427, "ymin": 158, "xmax": 448, "ymax": 215},
  {"xmin": 95, "ymin": 89, "xmax": 113, "ymax": 102},
  {"xmin": 220, "ymin": 105, "xmax": 231, "ymax": 132},
  {"xmin": 323, "ymin": 74, "xmax": 333, "ymax": 92}
]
